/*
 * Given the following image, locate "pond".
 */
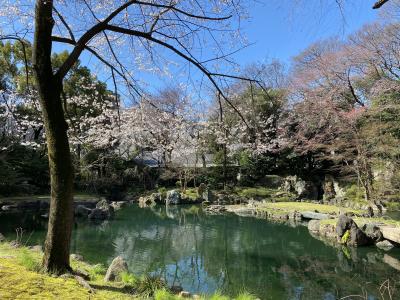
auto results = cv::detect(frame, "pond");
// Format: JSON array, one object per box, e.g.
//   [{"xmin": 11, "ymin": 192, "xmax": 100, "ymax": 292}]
[{"xmin": 1, "ymin": 204, "xmax": 400, "ymax": 299}]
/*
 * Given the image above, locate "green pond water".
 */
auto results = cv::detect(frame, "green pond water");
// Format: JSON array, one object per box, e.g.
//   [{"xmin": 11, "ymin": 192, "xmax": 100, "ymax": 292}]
[{"xmin": 1, "ymin": 204, "xmax": 400, "ymax": 299}]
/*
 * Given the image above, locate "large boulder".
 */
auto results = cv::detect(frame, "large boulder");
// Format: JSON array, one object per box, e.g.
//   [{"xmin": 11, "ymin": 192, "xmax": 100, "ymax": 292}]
[
  {"xmin": 376, "ymin": 240, "xmax": 394, "ymax": 251},
  {"xmin": 166, "ymin": 190, "xmax": 181, "ymax": 205},
  {"xmin": 88, "ymin": 208, "xmax": 111, "ymax": 220},
  {"xmin": 349, "ymin": 224, "xmax": 372, "ymax": 246},
  {"xmin": 96, "ymin": 199, "xmax": 109, "ymax": 210},
  {"xmin": 88, "ymin": 200, "xmax": 114, "ymax": 220},
  {"xmin": 282, "ymin": 176, "xmax": 319, "ymax": 200},
  {"xmin": 110, "ymin": 201, "xmax": 127, "ymax": 211},
  {"xmin": 336, "ymin": 214, "xmax": 373, "ymax": 246},
  {"xmin": 204, "ymin": 205, "xmax": 226, "ymax": 214},
  {"xmin": 336, "ymin": 214, "xmax": 354, "ymax": 238},
  {"xmin": 380, "ymin": 226, "xmax": 400, "ymax": 244},
  {"xmin": 301, "ymin": 211, "xmax": 330, "ymax": 220},
  {"xmin": 361, "ymin": 223, "xmax": 383, "ymax": 242},
  {"xmin": 75, "ymin": 205, "xmax": 92, "ymax": 217},
  {"xmin": 308, "ymin": 220, "xmax": 321, "ymax": 233},
  {"xmin": 104, "ymin": 256, "xmax": 128, "ymax": 282}
]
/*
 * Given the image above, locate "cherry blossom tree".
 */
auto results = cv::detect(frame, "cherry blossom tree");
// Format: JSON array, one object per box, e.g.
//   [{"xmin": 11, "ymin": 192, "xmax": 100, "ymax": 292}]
[{"xmin": 0, "ymin": 0, "xmax": 257, "ymax": 272}]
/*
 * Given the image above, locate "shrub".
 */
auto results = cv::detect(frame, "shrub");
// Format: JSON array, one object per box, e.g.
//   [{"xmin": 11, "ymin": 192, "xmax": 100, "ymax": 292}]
[
  {"xmin": 120, "ymin": 271, "xmax": 137, "ymax": 286},
  {"xmin": 136, "ymin": 275, "xmax": 167, "ymax": 297}
]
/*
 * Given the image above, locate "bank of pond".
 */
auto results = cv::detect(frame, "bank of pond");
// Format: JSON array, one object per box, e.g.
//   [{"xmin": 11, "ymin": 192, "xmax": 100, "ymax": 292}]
[{"xmin": 1, "ymin": 199, "xmax": 400, "ymax": 299}]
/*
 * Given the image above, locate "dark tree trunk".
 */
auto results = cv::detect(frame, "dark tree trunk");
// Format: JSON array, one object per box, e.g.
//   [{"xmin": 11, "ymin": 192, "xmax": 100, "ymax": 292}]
[{"xmin": 33, "ymin": 0, "xmax": 74, "ymax": 273}]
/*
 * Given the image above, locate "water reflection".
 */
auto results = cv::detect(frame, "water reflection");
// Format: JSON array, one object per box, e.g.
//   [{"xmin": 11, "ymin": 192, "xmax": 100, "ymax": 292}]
[{"xmin": 1, "ymin": 205, "xmax": 400, "ymax": 299}]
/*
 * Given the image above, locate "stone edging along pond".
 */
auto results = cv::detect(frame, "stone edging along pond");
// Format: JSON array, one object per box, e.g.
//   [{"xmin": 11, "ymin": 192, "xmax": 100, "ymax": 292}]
[{"xmin": 210, "ymin": 202, "xmax": 400, "ymax": 251}]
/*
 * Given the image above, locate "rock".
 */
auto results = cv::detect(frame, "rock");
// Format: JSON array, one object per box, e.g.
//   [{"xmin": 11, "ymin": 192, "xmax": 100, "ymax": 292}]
[
  {"xmin": 104, "ymin": 256, "xmax": 128, "ymax": 282},
  {"xmin": 308, "ymin": 220, "xmax": 321, "ymax": 233},
  {"xmin": 282, "ymin": 176, "xmax": 319, "ymax": 200},
  {"xmin": 301, "ymin": 211, "xmax": 330, "ymax": 220},
  {"xmin": 29, "ymin": 245, "xmax": 43, "ymax": 252},
  {"xmin": 289, "ymin": 211, "xmax": 302, "ymax": 221},
  {"xmin": 71, "ymin": 254, "xmax": 84, "ymax": 261},
  {"xmin": 349, "ymin": 224, "xmax": 372, "ymax": 246},
  {"xmin": 96, "ymin": 199, "xmax": 109, "ymax": 210},
  {"xmin": 9, "ymin": 240, "xmax": 21, "ymax": 248},
  {"xmin": 361, "ymin": 224, "xmax": 383, "ymax": 242},
  {"xmin": 75, "ymin": 205, "xmax": 92, "ymax": 217},
  {"xmin": 166, "ymin": 190, "xmax": 181, "ymax": 205},
  {"xmin": 74, "ymin": 275, "xmax": 94, "ymax": 293},
  {"xmin": 367, "ymin": 206, "xmax": 374, "ymax": 217},
  {"xmin": 0, "ymin": 233, "xmax": 5, "ymax": 242},
  {"xmin": 319, "ymin": 223, "xmax": 336, "ymax": 239},
  {"xmin": 380, "ymin": 226, "xmax": 400, "ymax": 244},
  {"xmin": 202, "ymin": 188, "xmax": 214, "ymax": 202},
  {"xmin": 60, "ymin": 273, "xmax": 74, "ymax": 279},
  {"xmin": 204, "ymin": 205, "xmax": 226, "ymax": 214},
  {"xmin": 179, "ymin": 291, "xmax": 191, "ymax": 298},
  {"xmin": 110, "ymin": 201, "xmax": 126, "ymax": 211},
  {"xmin": 336, "ymin": 214, "xmax": 354, "ymax": 238},
  {"xmin": 89, "ymin": 200, "xmax": 114, "ymax": 220},
  {"xmin": 323, "ymin": 178, "xmax": 336, "ymax": 201},
  {"xmin": 138, "ymin": 196, "xmax": 155, "ymax": 208},
  {"xmin": 376, "ymin": 240, "xmax": 394, "ymax": 250},
  {"xmin": 170, "ymin": 285, "xmax": 183, "ymax": 294},
  {"xmin": 336, "ymin": 214, "xmax": 373, "ymax": 246},
  {"xmin": 88, "ymin": 208, "xmax": 112, "ymax": 220}
]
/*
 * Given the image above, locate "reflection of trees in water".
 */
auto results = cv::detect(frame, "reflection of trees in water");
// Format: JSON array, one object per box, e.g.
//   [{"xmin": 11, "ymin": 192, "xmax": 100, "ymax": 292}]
[{"xmin": 4, "ymin": 206, "xmax": 400, "ymax": 299}]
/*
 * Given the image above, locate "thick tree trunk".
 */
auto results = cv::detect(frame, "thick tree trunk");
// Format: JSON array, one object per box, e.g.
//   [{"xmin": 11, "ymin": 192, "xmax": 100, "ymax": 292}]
[{"xmin": 33, "ymin": 0, "xmax": 74, "ymax": 273}]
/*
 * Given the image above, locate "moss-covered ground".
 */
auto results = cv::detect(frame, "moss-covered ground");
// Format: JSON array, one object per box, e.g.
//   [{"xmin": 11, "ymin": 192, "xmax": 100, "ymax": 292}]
[
  {"xmin": 256, "ymin": 202, "xmax": 363, "ymax": 215},
  {"xmin": 0, "ymin": 243, "xmax": 257, "ymax": 300}
]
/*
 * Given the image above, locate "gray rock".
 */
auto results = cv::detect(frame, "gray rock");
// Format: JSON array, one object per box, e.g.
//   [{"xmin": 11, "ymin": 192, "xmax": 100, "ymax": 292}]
[
  {"xmin": 166, "ymin": 190, "xmax": 181, "ymax": 205},
  {"xmin": 289, "ymin": 211, "xmax": 302, "ymax": 221},
  {"xmin": 75, "ymin": 205, "xmax": 92, "ymax": 217},
  {"xmin": 336, "ymin": 214, "xmax": 373, "ymax": 246},
  {"xmin": 29, "ymin": 245, "xmax": 43, "ymax": 252},
  {"xmin": 104, "ymin": 256, "xmax": 128, "ymax": 282},
  {"xmin": 380, "ymin": 226, "xmax": 400, "ymax": 244},
  {"xmin": 89, "ymin": 200, "xmax": 114, "ymax": 220},
  {"xmin": 202, "ymin": 188, "xmax": 214, "ymax": 202},
  {"xmin": 71, "ymin": 254, "xmax": 84, "ymax": 261},
  {"xmin": 88, "ymin": 207, "xmax": 113, "ymax": 220},
  {"xmin": 361, "ymin": 223, "xmax": 383, "ymax": 242},
  {"xmin": 308, "ymin": 220, "xmax": 321, "ymax": 233},
  {"xmin": 96, "ymin": 199, "xmax": 109, "ymax": 210},
  {"xmin": 301, "ymin": 211, "xmax": 330, "ymax": 220},
  {"xmin": 376, "ymin": 240, "xmax": 394, "ymax": 251},
  {"xmin": 336, "ymin": 214, "xmax": 354, "ymax": 238},
  {"xmin": 349, "ymin": 224, "xmax": 372, "ymax": 246},
  {"xmin": 204, "ymin": 205, "xmax": 226, "ymax": 214},
  {"xmin": 0, "ymin": 233, "xmax": 5, "ymax": 242},
  {"xmin": 110, "ymin": 201, "xmax": 126, "ymax": 211},
  {"xmin": 138, "ymin": 196, "xmax": 156, "ymax": 207}
]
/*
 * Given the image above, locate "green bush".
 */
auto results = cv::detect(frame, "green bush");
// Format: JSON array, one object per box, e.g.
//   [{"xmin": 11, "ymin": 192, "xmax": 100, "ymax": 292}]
[{"xmin": 120, "ymin": 271, "xmax": 137, "ymax": 286}]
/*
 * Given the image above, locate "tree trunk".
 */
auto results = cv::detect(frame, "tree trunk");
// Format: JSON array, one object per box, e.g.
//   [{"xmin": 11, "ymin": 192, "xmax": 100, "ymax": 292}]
[{"xmin": 33, "ymin": 0, "xmax": 74, "ymax": 273}]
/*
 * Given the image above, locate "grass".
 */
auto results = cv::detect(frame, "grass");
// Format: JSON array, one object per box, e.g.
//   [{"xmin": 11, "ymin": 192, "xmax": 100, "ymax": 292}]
[
  {"xmin": 319, "ymin": 216, "xmax": 400, "ymax": 228},
  {"xmin": 257, "ymin": 202, "xmax": 363, "ymax": 215},
  {"xmin": 182, "ymin": 188, "xmax": 199, "ymax": 200},
  {"xmin": 0, "ymin": 242, "xmax": 256, "ymax": 299},
  {"xmin": 0, "ymin": 243, "xmax": 133, "ymax": 300}
]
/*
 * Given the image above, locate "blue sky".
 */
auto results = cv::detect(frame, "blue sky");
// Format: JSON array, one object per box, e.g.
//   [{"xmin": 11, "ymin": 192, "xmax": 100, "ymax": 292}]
[
  {"xmin": 232, "ymin": 0, "xmax": 379, "ymax": 65},
  {"xmin": 52, "ymin": 1, "xmax": 381, "ymax": 102}
]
